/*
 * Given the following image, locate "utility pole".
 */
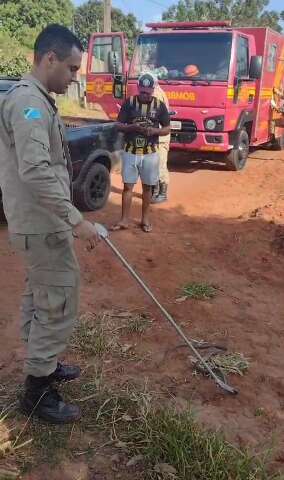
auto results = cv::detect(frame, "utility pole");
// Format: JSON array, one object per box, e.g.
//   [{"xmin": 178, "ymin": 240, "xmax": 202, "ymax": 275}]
[{"xmin": 104, "ymin": 0, "xmax": 112, "ymax": 33}]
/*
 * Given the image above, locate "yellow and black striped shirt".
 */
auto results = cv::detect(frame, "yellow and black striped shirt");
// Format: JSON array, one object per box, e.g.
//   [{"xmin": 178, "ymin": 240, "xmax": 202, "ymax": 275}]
[{"xmin": 118, "ymin": 95, "xmax": 170, "ymax": 155}]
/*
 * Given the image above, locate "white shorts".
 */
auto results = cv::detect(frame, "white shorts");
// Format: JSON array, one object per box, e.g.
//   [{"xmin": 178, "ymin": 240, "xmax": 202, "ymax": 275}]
[{"xmin": 121, "ymin": 151, "xmax": 159, "ymax": 186}]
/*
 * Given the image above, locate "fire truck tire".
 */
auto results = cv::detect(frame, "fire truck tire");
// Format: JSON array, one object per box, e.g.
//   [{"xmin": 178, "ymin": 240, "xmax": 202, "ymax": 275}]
[
  {"xmin": 74, "ymin": 162, "xmax": 110, "ymax": 211},
  {"xmin": 271, "ymin": 134, "xmax": 284, "ymax": 151},
  {"xmin": 225, "ymin": 129, "xmax": 249, "ymax": 171}
]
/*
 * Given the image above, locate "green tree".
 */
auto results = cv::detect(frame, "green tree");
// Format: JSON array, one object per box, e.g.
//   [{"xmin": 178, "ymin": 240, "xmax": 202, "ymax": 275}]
[
  {"xmin": 74, "ymin": 0, "xmax": 140, "ymax": 53},
  {"xmin": 162, "ymin": 0, "xmax": 284, "ymax": 32},
  {"xmin": 0, "ymin": 31, "xmax": 31, "ymax": 76},
  {"xmin": 0, "ymin": 0, "xmax": 74, "ymax": 49}
]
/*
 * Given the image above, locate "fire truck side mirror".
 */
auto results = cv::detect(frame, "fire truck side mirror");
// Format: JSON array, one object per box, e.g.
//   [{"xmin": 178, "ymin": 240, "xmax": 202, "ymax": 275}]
[
  {"xmin": 113, "ymin": 75, "xmax": 125, "ymax": 99},
  {"xmin": 249, "ymin": 56, "xmax": 262, "ymax": 80}
]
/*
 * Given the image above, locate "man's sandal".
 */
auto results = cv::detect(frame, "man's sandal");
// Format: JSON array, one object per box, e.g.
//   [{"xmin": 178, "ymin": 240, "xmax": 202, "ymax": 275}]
[
  {"xmin": 141, "ymin": 223, "xmax": 152, "ymax": 233},
  {"xmin": 110, "ymin": 223, "xmax": 129, "ymax": 231}
]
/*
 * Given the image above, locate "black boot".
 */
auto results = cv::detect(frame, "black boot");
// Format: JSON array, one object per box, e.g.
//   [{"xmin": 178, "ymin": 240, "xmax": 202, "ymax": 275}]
[
  {"xmin": 50, "ymin": 362, "xmax": 81, "ymax": 382},
  {"xmin": 151, "ymin": 182, "xmax": 168, "ymax": 204},
  {"xmin": 20, "ymin": 375, "xmax": 81, "ymax": 424}
]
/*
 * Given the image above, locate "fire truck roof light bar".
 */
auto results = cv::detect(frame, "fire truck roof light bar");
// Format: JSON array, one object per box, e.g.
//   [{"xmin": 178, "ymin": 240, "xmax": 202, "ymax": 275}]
[{"xmin": 146, "ymin": 21, "xmax": 232, "ymax": 30}]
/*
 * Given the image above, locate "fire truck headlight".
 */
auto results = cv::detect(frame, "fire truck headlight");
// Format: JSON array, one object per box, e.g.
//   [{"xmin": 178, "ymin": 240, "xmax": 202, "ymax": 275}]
[
  {"xmin": 204, "ymin": 116, "xmax": 224, "ymax": 132},
  {"xmin": 205, "ymin": 119, "xmax": 217, "ymax": 130}
]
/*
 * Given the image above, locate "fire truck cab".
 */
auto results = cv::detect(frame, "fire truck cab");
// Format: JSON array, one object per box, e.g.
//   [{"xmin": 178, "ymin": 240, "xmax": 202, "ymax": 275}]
[{"xmin": 86, "ymin": 21, "xmax": 284, "ymax": 170}]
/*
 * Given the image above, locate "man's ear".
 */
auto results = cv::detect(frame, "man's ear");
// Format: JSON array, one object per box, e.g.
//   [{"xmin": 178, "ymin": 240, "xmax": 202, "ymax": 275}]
[{"xmin": 46, "ymin": 51, "xmax": 58, "ymax": 66}]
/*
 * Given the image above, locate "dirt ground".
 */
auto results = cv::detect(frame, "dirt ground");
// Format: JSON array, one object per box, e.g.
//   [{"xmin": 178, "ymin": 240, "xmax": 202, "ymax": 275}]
[{"xmin": 1, "ymin": 149, "xmax": 284, "ymax": 478}]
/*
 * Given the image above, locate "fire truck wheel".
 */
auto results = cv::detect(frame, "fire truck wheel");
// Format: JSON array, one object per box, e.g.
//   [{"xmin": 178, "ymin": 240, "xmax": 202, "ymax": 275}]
[
  {"xmin": 74, "ymin": 162, "xmax": 111, "ymax": 211},
  {"xmin": 225, "ymin": 129, "xmax": 249, "ymax": 171}
]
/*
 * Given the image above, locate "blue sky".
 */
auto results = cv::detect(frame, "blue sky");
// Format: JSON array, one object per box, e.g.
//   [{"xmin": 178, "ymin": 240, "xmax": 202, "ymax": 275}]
[{"xmin": 73, "ymin": 0, "xmax": 283, "ymax": 25}]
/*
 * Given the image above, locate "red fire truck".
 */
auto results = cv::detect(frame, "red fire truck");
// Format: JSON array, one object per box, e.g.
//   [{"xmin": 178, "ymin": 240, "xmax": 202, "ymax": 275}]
[{"xmin": 86, "ymin": 21, "xmax": 284, "ymax": 170}]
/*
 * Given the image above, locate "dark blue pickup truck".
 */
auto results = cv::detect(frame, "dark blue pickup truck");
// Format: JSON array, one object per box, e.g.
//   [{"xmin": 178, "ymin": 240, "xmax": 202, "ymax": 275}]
[{"xmin": 0, "ymin": 77, "xmax": 122, "ymax": 218}]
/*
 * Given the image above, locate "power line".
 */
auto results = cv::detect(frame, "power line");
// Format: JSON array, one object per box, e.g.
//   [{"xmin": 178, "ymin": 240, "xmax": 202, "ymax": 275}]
[
  {"xmin": 113, "ymin": 0, "xmax": 168, "ymax": 26},
  {"xmin": 145, "ymin": 0, "xmax": 167, "ymax": 7},
  {"xmin": 118, "ymin": 0, "xmax": 167, "ymax": 9}
]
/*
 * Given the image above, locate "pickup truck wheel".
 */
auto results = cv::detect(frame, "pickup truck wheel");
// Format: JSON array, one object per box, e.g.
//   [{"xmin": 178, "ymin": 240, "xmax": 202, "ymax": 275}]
[
  {"xmin": 225, "ymin": 129, "xmax": 249, "ymax": 171},
  {"xmin": 75, "ymin": 163, "xmax": 110, "ymax": 211}
]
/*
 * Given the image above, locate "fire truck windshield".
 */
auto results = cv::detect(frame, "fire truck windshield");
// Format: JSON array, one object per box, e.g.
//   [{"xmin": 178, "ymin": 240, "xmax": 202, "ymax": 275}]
[{"xmin": 129, "ymin": 32, "xmax": 232, "ymax": 82}]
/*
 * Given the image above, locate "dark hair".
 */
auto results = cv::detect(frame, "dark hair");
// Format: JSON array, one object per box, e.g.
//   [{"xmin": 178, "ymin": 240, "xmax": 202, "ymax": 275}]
[{"xmin": 34, "ymin": 24, "xmax": 83, "ymax": 63}]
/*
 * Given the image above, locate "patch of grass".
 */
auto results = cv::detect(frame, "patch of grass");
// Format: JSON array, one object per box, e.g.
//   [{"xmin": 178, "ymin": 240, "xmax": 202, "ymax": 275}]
[
  {"xmin": 88, "ymin": 387, "xmax": 279, "ymax": 480},
  {"xmin": 124, "ymin": 314, "xmax": 152, "ymax": 335},
  {"xmin": 131, "ymin": 409, "xmax": 275, "ymax": 480},
  {"xmin": 208, "ymin": 352, "xmax": 249, "ymax": 376},
  {"xmin": 57, "ymin": 97, "xmax": 107, "ymax": 120},
  {"xmin": 106, "ymin": 309, "xmax": 153, "ymax": 335},
  {"xmin": 0, "ymin": 408, "xmax": 32, "ymax": 478},
  {"xmin": 192, "ymin": 352, "xmax": 250, "ymax": 377},
  {"xmin": 254, "ymin": 407, "xmax": 267, "ymax": 418},
  {"xmin": 71, "ymin": 312, "xmax": 116, "ymax": 357},
  {"xmin": 0, "ymin": 309, "xmax": 278, "ymax": 479},
  {"xmin": 2, "ymin": 375, "xmax": 280, "ymax": 479},
  {"xmin": 0, "ymin": 411, "xmax": 12, "ymax": 458},
  {"xmin": 18, "ymin": 421, "xmax": 73, "ymax": 471},
  {"xmin": 57, "ymin": 97, "xmax": 84, "ymax": 117},
  {"xmin": 71, "ymin": 310, "xmax": 152, "ymax": 360},
  {"xmin": 183, "ymin": 282, "xmax": 218, "ymax": 300}
]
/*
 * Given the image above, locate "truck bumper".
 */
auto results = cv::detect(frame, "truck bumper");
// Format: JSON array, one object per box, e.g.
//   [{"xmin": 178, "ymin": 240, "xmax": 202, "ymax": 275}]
[{"xmin": 170, "ymin": 131, "xmax": 232, "ymax": 154}]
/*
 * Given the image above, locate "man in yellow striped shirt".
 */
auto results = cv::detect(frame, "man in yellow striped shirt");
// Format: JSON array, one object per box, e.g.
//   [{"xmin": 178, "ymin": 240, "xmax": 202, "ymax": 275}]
[{"xmin": 112, "ymin": 73, "xmax": 170, "ymax": 232}]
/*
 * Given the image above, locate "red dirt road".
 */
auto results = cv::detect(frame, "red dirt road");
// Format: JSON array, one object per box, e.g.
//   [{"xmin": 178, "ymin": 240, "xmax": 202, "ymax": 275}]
[{"xmin": 1, "ymin": 149, "xmax": 284, "ymax": 475}]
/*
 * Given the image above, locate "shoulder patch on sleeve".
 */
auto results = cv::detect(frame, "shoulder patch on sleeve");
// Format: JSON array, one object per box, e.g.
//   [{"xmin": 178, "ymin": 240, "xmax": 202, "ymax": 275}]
[{"xmin": 23, "ymin": 108, "xmax": 42, "ymax": 120}]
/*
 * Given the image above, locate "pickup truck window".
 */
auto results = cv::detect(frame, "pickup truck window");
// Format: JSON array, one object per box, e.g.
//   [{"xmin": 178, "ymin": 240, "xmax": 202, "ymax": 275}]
[
  {"xmin": 91, "ymin": 36, "xmax": 122, "ymax": 74},
  {"xmin": 237, "ymin": 36, "xmax": 249, "ymax": 78}
]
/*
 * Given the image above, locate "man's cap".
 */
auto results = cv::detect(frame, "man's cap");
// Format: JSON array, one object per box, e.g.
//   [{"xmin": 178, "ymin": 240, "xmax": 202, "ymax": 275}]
[{"xmin": 138, "ymin": 72, "xmax": 158, "ymax": 90}]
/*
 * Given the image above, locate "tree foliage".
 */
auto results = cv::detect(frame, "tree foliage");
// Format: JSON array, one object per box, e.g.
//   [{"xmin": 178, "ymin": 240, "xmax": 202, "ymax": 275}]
[
  {"xmin": 0, "ymin": 31, "xmax": 30, "ymax": 76},
  {"xmin": 162, "ymin": 0, "xmax": 284, "ymax": 32},
  {"xmin": 74, "ymin": 0, "xmax": 140, "ymax": 53},
  {"xmin": 0, "ymin": 0, "xmax": 74, "ymax": 49}
]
